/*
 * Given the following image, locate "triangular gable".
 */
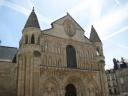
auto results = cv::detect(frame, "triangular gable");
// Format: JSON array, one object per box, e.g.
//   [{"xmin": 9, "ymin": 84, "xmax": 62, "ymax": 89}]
[
  {"xmin": 51, "ymin": 13, "xmax": 85, "ymax": 32},
  {"xmin": 43, "ymin": 13, "xmax": 91, "ymax": 44}
]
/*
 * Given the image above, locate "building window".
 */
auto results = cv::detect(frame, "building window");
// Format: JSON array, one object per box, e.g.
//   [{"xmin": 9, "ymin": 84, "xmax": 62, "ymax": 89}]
[
  {"xmin": 65, "ymin": 84, "xmax": 76, "ymax": 96},
  {"xmin": 96, "ymin": 48, "xmax": 100, "ymax": 56},
  {"xmin": 33, "ymin": 51, "xmax": 41, "ymax": 57},
  {"xmin": 114, "ymin": 88, "xmax": 117, "ymax": 94},
  {"xmin": 109, "ymin": 89, "xmax": 112, "ymax": 94},
  {"xmin": 66, "ymin": 45, "xmax": 77, "ymax": 68},
  {"xmin": 25, "ymin": 35, "xmax": 28, "ymax": 44},
  {"xmin": 31, "ymin": 34, "xmax": 35, "ymax": 44}
]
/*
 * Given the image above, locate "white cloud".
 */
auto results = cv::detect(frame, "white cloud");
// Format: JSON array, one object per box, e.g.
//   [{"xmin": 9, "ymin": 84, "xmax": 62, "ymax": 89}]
[
  {"xmin": 106, "ymin": 39, "xmax": 128, "ymax": 50},
  {"xmin": 69, "ymin": 0, "xmax": 128, "ymax": 41},
  {"xmin": 103, "ymin": 26, "xmax": 128, "ymax": 41},
  {"xmin": 69, "ymin": 0, "xmax": 103, "ymax": 20},
  {"xmin": 3, "ymin": 1, "xmax": 30, "ymax": 15},
  {"xmin": 69, "ymin": 0, "xmax": 87, "ymax": 14},
  {"xmin": 94, "ymin": 3, "xmax": 128, "ymax": 39},
  {"xmin": 117, "ymin": 44, "xmax": 128, "ymax": 49},
  {"xmin": 0, "ymin": 0, "xmax": 5, "ymax": 6},
  {"xmin": 26, "ymin": 0, "xmax": 34, "ymax": 8},
  {"xmin": 69, "ymin": 0, "xmax": 127, "ymax": 41},
  {"xmin": 3, "ymin": 1, "xmax": 51, "ymax": 24},
  {"xmin": 68, "ymin": 0, "xmax": 104, "ymax": 38},
  {"xmin": 114, "ymin": 0, "xmax": 121, "ymax": 6}
]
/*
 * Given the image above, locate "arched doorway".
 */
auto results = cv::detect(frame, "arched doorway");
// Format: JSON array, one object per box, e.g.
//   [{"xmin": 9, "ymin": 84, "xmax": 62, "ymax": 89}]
[
  {"xmin": 66, "ymin": 45, "xmax": 77, "ymax": 68},
  {"xmin": 65, "ymin": 84, "xmax": 77, "ymax": 96}
]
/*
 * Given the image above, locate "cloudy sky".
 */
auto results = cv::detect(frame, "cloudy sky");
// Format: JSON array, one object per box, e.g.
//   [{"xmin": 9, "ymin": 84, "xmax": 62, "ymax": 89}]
[{"xmin": 0, "ymin": 0, "xmax": 128, "ymax": 69}]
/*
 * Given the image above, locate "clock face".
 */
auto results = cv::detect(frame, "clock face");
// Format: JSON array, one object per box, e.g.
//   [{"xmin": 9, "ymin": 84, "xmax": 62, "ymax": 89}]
[{"xmin": 63, "ymin": 19, "xmax": 76, "ymax": 37}]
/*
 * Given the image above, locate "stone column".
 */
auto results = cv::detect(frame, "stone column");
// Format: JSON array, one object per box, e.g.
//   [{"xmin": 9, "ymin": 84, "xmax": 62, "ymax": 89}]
[{"xmin": 32, "ymin": 52, "xmax": 41, "ymax": 96}]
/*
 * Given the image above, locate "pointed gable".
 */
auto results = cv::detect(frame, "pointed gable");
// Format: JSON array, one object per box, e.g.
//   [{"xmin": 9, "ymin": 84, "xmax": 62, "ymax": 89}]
[
  {"xmin": 24, "ymin": 7, "xmax": 40, "ymax": 28},
  {"xmin": 43, "ymin": 13, "xmax": 91, "ymax": 43},
  {"xmin": 51, "ymin": 13, "xmax": 85, "ymax": 32},
  {"xmin": 90, "ymin": 25, "xmax": 101, "ymax": 42}
]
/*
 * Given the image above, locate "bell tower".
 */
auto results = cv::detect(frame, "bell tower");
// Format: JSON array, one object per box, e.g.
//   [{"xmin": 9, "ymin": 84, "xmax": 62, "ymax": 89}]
[
  {"xmin": 17, "ymin": 7, "xmax": 41, "ymax": 96},
  {"xmin": 90, "ymin": 25, "xmax": 107, "ymax": 96},
  {"xmin": 90, "ymin": 25, "xmax": 103, "ymax": 56}
]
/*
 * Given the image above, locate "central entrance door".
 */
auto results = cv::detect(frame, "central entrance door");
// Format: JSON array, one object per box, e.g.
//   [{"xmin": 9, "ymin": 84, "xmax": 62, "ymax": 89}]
[{"xmin": 65, "ymin": 84, "xmax": 77, "ymax": 96}]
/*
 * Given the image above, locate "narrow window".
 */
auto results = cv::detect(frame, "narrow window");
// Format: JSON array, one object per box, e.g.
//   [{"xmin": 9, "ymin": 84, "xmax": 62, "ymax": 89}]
[
  {"xmin": 66, "ymin": 45, "xmax": 77, "ymax": 68},
  {"xmin": 25, "ymin": 35, "xmax": 28, "ymax": 44},
  {"xmin": 96, "ymin": 48, "xmax": 100, "ymax": 56},
  {"xmin": 31, "ymin": 34, "xmax": 35, "ymax": 44}
]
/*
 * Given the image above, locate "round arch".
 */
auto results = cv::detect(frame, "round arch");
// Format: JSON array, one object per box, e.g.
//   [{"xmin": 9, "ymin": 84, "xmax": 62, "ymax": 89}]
[
  {"xmin": 65, "ymin": 84, "xmax": 77, "ymax": 96},
  {"xmin": 40, "ymin": 76, "xmax": 60, "ymax": 96},
  {"xmin": 87, "ymin": 78, "xmax": 100, "ymax": 96},
  {"xmin": 63, "ymin": 75, "xmax": 85, "ymax": 96}
]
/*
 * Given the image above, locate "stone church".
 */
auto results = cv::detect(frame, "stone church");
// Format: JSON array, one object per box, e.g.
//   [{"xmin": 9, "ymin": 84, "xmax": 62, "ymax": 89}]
[{"xmin": 0, "ymin": 8, "xmax": 107, "ymax": 96}]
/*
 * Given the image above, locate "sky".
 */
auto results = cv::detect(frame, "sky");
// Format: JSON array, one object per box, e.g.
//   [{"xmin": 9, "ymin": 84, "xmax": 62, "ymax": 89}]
[{"xmin": 0, "ymin": 0, "xmax": 128, "ymax": 69}]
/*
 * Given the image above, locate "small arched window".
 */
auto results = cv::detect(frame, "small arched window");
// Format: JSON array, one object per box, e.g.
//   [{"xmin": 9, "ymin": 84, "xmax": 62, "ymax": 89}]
[
  {"xmin": 31, "ymin": 34, "xmax": 35, "ymax": 44},
  {"xmin": 33, "ymin": 51, "xmax": 41, "ymax": 57},
  {"xmin": 25, "ymin": 35, "xmax": 28, "ymax": 44},
  {"xmin": 109, "ymin": 89, "xmax": 112, "ymax": 94},
  {"xmin": 96, "ymin": 48, "xmax": 100, "ymax": 56}
]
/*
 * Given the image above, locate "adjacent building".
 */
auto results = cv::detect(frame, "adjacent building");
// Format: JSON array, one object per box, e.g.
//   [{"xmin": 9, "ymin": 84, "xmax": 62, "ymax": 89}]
[
  {"xmin": 106, "ymin": 69, "xmax": 119, "ymax": 96},
  {"xmin": 0, "ymin": 46, "xmax": 17, "ymax": 96},
  {"xmin": 106, "ymin": 58, "xmax": 128, "ymax": 96},
  {"xmin": 0, "ymin": 8, "xmax": 108, "ymax": 96}
]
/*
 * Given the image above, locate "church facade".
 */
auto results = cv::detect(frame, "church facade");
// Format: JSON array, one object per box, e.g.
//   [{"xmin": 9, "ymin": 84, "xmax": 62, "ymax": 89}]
[{"xmin": 0, "ymin": 8, "xmax": 108, "ymax": 96}]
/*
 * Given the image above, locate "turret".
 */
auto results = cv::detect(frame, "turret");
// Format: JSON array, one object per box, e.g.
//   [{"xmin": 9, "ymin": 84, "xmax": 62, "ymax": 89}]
[
  {"xmin": 90, "ymin": 25, "xmax": 106, "ymax": 96},
  {"xmin": 17, "ymin": 8, "xmax": 41, "ymax": 96},
  {"xmin": 19, "ymin": 7, "xmax": 41, "ymax": 47},
  {"xmin": 90, "ymin": 25, "xmax": 103, "ymax": 57}
]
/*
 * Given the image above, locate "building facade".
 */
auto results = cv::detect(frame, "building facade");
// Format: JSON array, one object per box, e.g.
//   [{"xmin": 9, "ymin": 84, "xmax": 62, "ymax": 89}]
[
  {"xmin": 0, "ymin": 8, "xmax": 107, "ymax": 96},
  {"xmin": 106, "ymin": 58, "xmax": 128, "ymax": 96},
  {"xmin": 106, "ymin": 69, "xmax": 119, "ymax": 96}
]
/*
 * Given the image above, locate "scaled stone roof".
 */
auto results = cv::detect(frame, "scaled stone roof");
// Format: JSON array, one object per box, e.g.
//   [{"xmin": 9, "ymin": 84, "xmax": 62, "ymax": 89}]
[
  {"xmin": 24, "ymin": 8, "xmax": 40, "ymax": 28},
  {"xmin": 0, "ymin": 46, "xmax": 17, "ymax": 62},
  {"xmin": 90, "ymin": 25, "xmax": 101, "ymax": 42}
]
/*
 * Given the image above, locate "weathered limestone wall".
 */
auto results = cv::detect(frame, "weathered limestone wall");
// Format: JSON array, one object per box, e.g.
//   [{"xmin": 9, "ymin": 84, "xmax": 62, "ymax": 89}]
[
  {"xmin": 0, "ymin": 61, "xmax": 17, "ymax": 96},
  {"xmin": 39, "ymin": 66, "xmax": 100, "ymax": 96},
  {"xmin": 40, "ymin": 34, "xmax": 99, "ymax": 71},
  {"xmin": 38, "ymin": 34, "xmax": 104, "ymax": 96}
]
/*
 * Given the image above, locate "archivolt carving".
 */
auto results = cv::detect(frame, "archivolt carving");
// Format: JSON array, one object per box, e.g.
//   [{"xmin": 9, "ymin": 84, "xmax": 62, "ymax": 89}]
[
  {"xmin": 40, "ymin": 77, "xmax": 60, "ymax": 96},
  {"xmin": 63, "ymin": 74, "xmax": 86, "ymax": 96},
  {"xmin": 87, "ymin": 78, "xmax": 100, "ymax": 96}
]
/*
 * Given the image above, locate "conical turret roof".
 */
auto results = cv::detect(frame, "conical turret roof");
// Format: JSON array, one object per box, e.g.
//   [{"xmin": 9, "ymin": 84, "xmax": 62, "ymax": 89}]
[
  {"xmin": 24, "ymin": 7, "xmax": 40, "ymax": 28},
  {"xmin": 90, "ymin": 25, "xmax": 101, "ymax": 42}
]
